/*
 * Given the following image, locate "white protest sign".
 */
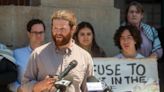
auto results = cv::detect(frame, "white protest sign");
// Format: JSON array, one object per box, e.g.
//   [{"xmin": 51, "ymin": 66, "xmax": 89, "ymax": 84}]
[{"xmin": 93, "ymin": 58, "xmax": 159, "ymax": 92}]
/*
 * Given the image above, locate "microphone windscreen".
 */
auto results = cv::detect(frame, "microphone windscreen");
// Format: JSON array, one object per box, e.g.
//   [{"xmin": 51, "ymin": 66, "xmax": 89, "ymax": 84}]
[
  {"xmin": 87, "ymin": 76, "xmax": 104, "ymax": 91},
  {"xmin": 58, "ymin": 60, "xmax": 78, "ymax": 80},
  {"xmin": 69, "ymin": 60, "xmax": 78, "ymax": 68},
  {"xmin": 87, "ymin": 76, "xmax": 99, "ymax": 82}
]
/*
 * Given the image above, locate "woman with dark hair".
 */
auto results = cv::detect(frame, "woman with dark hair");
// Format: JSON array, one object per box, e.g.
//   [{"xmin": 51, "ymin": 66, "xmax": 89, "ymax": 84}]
[
  {"xmin": 114, "ymin": 25, "xmax": 144, "ymax": 58},
  {"xmin": 73, "ymin": 21, "xmax": 106, "ymax": 57},
  {"xmin": 123, "ymin": 1, "xmax": 163, "ymax": 59}
]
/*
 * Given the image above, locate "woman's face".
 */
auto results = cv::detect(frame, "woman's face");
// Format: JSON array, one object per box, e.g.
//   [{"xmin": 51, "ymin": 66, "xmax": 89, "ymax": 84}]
[
  {"xmin": 78, "ymin": 27, "xmax": 93, "ymax": 48},
  {"xmin": 127, "ymin": 5, "xmax": 143, "ymax": 26},
  {"xmin": 120, "ymin": 29, "xmax": 136, "ymax": 53}
]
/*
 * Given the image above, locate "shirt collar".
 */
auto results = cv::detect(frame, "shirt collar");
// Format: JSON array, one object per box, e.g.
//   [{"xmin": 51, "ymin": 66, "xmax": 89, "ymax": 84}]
[
  {"xmin": 54, "ymin": 39, "xmax": 75, "ymax": 55},
  {"xmin": 27, "ymin": 45, "xmax": 33, "ymax": 53}
]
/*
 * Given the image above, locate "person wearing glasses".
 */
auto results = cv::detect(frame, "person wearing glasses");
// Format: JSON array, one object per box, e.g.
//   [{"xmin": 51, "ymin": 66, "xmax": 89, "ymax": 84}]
[
  {"xmin": 122, "ymin": 1, "xmax": 163, "ymax": 59},
  {"xmin": 10, "ymin": 19, "xmax": 45, "ymax": 92},
  {"xmin": 114, "ymin": 25, "xmax": 144, "ymax": 59},
  {"xmin": 20, "ymin": 10, "xmax": 94, "ymax": 92}
]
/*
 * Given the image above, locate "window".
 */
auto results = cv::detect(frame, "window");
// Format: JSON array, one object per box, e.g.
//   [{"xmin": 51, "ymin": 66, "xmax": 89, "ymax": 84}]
[{"xmin": 0, "ymin": 0, "xmax": 30, "ymax": 6}]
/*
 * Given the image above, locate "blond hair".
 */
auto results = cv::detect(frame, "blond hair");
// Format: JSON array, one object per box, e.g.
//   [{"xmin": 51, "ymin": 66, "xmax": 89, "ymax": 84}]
[{"xmin": 51, "ymin": 10, "xmax": 77, "ymax": 28}]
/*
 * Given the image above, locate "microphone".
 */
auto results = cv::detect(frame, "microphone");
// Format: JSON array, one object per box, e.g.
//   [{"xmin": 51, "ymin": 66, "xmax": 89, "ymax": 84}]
[
  {"xmin": 55, "ymin": 76, "xmax": 73, "ymax": 92},
  {"xmin": 87, "ymin": 76, "xmax": 99, "ymax": 82},
  {"xmin": 58, "ymin": 60, "xmax": 78, "ymax": 80},
  {"xmin": 87, "ymin": 76, "xmax": 113, "ymax": 92},
  {"xmin": 87, "ymin": 76, "xmax": 104, "ymax": 92},
  {"xmin": 103, "ymin": 87, "xmax": 112, "ymax": 92}
]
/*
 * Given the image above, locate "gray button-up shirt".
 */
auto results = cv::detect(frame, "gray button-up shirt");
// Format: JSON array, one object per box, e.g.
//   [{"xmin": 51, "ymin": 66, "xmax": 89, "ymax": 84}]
[{"xmin": 21, "ymin": 41, "xmax": 94, "ymax": 92}]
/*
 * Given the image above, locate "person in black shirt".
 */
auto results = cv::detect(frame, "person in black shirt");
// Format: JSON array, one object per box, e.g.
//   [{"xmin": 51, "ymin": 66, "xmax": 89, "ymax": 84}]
[{"xmin": 0, "ymin": 43, "xmax": 17, "ymax": 92}]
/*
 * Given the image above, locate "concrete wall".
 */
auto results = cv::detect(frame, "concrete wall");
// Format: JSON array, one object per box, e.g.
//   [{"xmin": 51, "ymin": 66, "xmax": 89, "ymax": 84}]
[
  {"xmin": 0, "ymin": 0, "xmax": 120, "ymax": 56},
  {"xmin": 41, "ymin": 0, "xmax": 114, "ymax": 7},
  {"xmin": 0, "ymin": 6, "xmax": 53, "ymax": 49}
]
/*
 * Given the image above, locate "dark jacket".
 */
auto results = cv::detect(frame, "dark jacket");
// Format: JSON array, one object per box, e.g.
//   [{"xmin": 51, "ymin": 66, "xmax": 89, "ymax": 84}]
[{"xmin": 0, "ymin": 57, "xmax": 17, "ymax": 92}]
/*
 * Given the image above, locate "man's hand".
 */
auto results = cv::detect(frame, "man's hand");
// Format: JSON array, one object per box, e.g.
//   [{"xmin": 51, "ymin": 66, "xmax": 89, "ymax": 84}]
[{"xmin": 32, "ymin": 75, "xmax": 58, "ymax": 92}]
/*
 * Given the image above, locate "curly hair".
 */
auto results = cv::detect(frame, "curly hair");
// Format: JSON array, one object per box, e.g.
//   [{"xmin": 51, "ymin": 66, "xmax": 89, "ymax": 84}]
[{"xmin": 114, "ymin": 25, "xmax": 142, "ymax": 50}]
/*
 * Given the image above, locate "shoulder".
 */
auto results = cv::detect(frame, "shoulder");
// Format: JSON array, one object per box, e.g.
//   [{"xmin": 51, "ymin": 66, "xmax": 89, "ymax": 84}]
[
  {"xmin": 0, "ymin": 48, "xmax": 16, "ymax": 63},
  {"xmin": 74, "ymin": 44, "xmax": 92, "ymax": 58},
  {"xmin": 75, "ymin": 44, "xmax": 91, "ymax": 55},
  {"xmin": 141, "ymin": 22, "xmax": 150, "ymax": 27},
  {"xmin": 73, "ymin": 44, "xmax": 93, "ymax": 70},
  {"xmin": 92, "ymin": 47, "xmax": 106, "ymax": 57},
  {"xmin": 99, "ymin": 47, "xmax": 106, "ymax": 56},
  {"xmin": 0, "ymin": 57, "xmax": 15, "ymax": 65},
  {"xmin": 14, "ymin": 46, "xmax": 29, "ymax": 53},
  {"xmin": 136, "ymin": 53, "xmax": 145, "ymax": 58},
  {"xmin": 13, "ymin": 46, "xmax": 31, "ymax": 58},
  {"xmin": 0, "ymin": 43, "xmax": 7, "ymax": 49},
  {"xmin": 114, "ymin": 53, "xmax": 124, "ymax": 59},
  {"xmin": 141, "ymin": 22, "xmax": 155, "ymax": 31},
  {"xmin": 33, "ymin": 42, "xmax": 52, "ymax": 54}
]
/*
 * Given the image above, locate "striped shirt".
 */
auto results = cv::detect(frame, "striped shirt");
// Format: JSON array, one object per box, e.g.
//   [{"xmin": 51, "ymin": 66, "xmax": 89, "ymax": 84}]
[{"xmin": 122, "ymin": 22, "xmax": 163, "ymax": 58}]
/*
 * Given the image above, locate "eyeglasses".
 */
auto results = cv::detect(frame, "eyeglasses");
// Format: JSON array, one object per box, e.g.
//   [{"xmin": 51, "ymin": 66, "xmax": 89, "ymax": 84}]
[
  {"xmin": 120, "ymin": 36, "xmax": 134, "ymax": 41},
  {"xmin": 30, "ymin": 31, "xmax": 45, "ymax": 35}
]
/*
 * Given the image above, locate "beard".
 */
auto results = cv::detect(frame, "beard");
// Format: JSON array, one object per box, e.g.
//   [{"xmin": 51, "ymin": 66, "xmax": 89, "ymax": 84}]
[{"xmin": 52, "ymin": 32, "xmax": 72, "ymax": 47}]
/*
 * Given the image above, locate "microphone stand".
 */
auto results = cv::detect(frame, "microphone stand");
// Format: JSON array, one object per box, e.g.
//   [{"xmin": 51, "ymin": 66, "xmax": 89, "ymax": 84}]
[
  {"xmin": 55, "ymin": 86, "xmax": 66, "ymax": 92},
  {"xmin": 54, "ymin": 60, "xmax": 77, "ymax": 92},
  {"xmin": 56, "ymin": 89, "xmax": 61, "ymax": 92},
  {"xmin": 101, "ymin": 80, "xmax": 113, "ymax": 92},
  {"xmin": 56, "ymin": 89, "xmax": 64, "ymax": 92},
  {"xmin": 55, "ymin": 78, "xmax": 72, "ymax": 92},
  {"xmin": 103, "ymin": 86, "xmax": 112, "ymax": 92},
  {"xmin": 55, "ymin": 84, "xmax": 66, "ymax": 92}
]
